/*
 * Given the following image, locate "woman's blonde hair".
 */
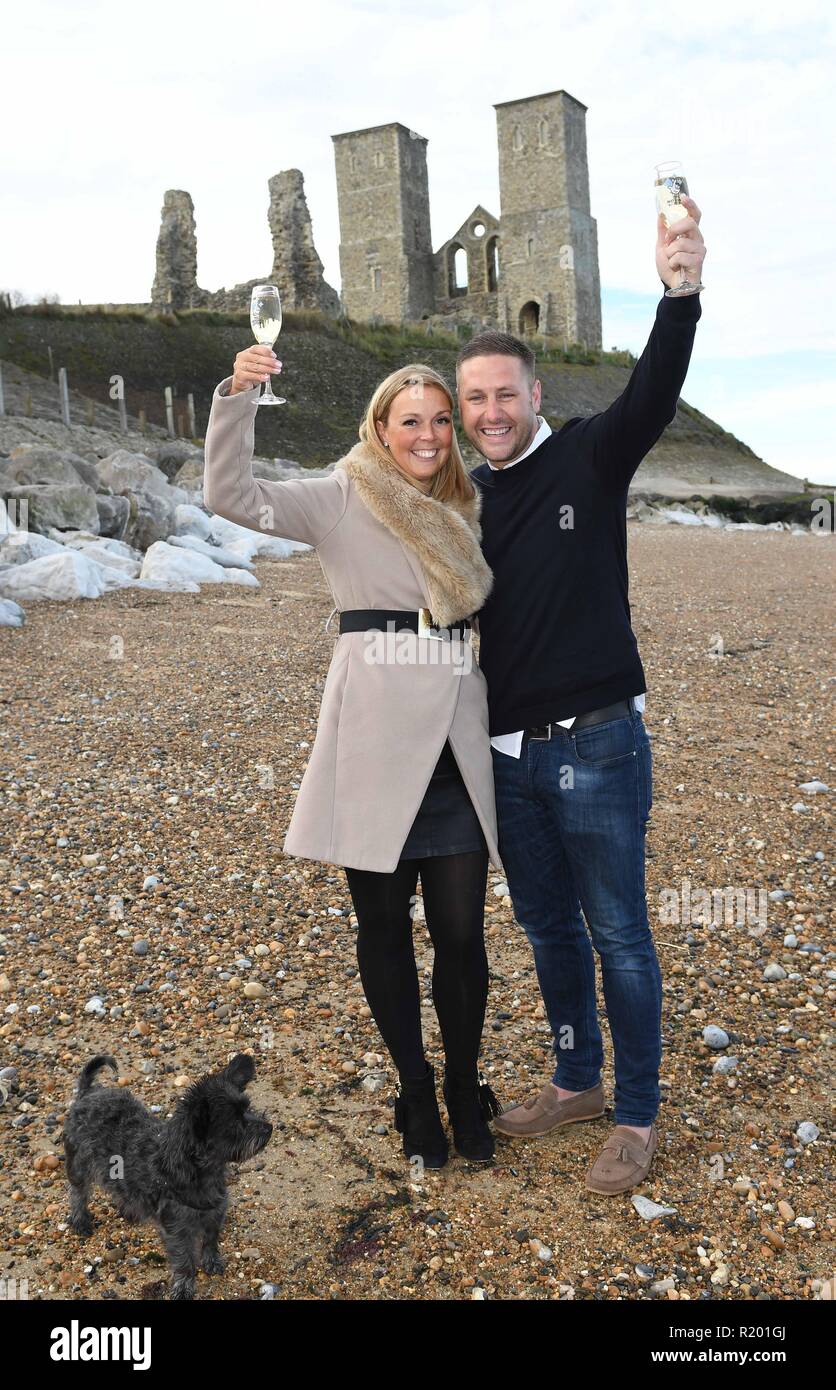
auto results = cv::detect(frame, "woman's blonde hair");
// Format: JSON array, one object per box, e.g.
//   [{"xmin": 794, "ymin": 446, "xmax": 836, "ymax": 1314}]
[{"xmin": 358, "ymin": 363, "xmax": 476, "ymax": 505}]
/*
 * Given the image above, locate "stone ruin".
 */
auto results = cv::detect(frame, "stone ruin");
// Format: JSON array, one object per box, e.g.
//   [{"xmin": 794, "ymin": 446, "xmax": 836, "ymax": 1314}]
[
  {"xmin": 148, "ymin": 88, "xmax": 601, "ymax": 346},
  {"xmin": 150, "ymin": 171, "xmax": 340, "ymax": 318}
]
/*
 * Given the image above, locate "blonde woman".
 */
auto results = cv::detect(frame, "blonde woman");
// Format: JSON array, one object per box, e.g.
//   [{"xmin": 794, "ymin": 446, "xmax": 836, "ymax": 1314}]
[{"xmin": 202, "ymin": 343, "xmax": 503, "ymax": 1167}]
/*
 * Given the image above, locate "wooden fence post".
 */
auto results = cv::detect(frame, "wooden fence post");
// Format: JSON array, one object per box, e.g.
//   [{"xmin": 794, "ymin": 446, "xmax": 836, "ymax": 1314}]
[
  {"xmin": 58, "ymin": 367, "xmax": 71, "ymax": 425},
  {"xmin": 164, "ymin": 387, "xmax": 175, "ymax": 437}
]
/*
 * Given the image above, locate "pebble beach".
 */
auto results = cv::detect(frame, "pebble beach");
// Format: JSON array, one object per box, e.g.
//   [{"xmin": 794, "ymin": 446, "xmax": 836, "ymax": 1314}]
[{"xmin": 0, "ymin": 522, "xmax": 833, "ymax": 1301}]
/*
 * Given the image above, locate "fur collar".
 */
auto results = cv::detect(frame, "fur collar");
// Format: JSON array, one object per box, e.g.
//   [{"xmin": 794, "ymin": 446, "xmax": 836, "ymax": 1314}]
[{"xmin": 333, "ymin": 441, "xmax": 493, "ymax": 626}]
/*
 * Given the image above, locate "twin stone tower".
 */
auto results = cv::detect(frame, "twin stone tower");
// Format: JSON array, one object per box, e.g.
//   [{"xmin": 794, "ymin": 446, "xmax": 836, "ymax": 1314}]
[{"xmin": 151, "ymin": 89, "xmax": 602, "ymax": 349}]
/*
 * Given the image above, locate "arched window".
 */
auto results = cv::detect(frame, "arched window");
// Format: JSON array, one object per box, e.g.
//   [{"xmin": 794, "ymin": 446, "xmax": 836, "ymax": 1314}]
[
  {"xmin": 518, "ymin": 300, "xmax": 540, "ymax": 335},
  {"xmin": 538, "ymin": 117, "xmax": 550, "ymax": 147},
  {"xmin": 447, "ymin": 244, "xmax": 467, "ymax": 297},
  {"xmin": 486, "ymin": 236, "xmax": 499, "ymax": 292},
  {"xmin": 454, "ymin": 247, "xmax": 468, "ymax": 292},
  {"xmin": 512, "ymin": 124, "xmax": 524, "ymax": 152}
]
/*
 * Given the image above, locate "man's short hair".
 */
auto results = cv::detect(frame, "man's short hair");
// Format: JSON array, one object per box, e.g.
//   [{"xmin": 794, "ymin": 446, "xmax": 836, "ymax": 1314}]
[{"xmin": 455, "ymin": 330, "xmax": 536, "ymax": 387}]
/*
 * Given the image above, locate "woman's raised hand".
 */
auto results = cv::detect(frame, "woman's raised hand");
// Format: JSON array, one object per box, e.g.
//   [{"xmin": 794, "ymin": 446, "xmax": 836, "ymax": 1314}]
[{"xmin": 229, "ymin": 345, "xmax": 283, "ymax": 395}]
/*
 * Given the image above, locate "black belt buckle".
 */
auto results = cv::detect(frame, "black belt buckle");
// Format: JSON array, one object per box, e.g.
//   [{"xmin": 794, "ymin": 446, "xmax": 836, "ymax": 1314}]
[{"xmin": 527, "ymin": 724, "xmax": 552, "ymax": 741}]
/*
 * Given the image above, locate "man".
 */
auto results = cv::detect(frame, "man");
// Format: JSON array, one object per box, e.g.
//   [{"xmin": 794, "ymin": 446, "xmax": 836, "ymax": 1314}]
[{"xmin": 455, "ymin": 198, "xmax": 706, "ymax": 1194}]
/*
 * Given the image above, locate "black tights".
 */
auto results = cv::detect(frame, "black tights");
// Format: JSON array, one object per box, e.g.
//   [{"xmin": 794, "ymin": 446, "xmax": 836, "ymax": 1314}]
[{"xmin": 344, "ymin": 849, "xmax": 489, "ymax": 1084}]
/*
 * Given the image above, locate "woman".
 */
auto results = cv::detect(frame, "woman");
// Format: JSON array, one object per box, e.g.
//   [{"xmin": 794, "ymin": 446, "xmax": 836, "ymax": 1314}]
[{"xmin": 202, "ymin": 342, "xmax": 503, "ymax": 1167}]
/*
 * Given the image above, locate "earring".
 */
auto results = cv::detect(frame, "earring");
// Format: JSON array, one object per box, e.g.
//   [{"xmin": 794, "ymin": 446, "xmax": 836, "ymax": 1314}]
[{"xmin": 383, "ymin": 441, "xmax": 390, "ymax": 449}]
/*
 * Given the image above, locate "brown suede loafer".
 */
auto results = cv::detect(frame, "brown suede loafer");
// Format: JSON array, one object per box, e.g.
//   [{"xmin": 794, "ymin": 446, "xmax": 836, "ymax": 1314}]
[
  {"xmin": 493, "ymin": 1081, "xmax": 605, "ymax": 1138},
  {"xmin": 585, "ymin": 1123, "xmax": 659, "ymax": 1194}
]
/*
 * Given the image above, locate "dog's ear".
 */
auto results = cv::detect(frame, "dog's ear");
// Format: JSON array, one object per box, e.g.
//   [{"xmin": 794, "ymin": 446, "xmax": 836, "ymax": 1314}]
[
  {"xmin": 189, "ymin": 1092, "xmax": 212, "ymax": 1146},
  {"xmin": 223, "ymin": 1054, "xmax": 256, "ymax": 1089}
]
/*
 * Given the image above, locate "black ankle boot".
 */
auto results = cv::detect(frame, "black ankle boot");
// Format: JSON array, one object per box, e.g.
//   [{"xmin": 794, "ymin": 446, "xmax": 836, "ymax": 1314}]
[
  {"xmin": 443, "ymin": 1070, "xmax": 501, "ymax": 1161},
  {"xmin": 393, "ymin": 1062, "xmax": 448, "ymax": 1169}
]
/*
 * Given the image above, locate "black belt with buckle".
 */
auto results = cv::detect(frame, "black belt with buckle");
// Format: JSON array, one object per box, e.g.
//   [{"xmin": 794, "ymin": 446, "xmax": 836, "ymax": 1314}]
[
  {"xmin": 338, "ymin": 608, "xmax": 472, "ymax": 641},
  {"xmin": 527, "ymin": 698, "xmax": 634, "ymax": 740}
]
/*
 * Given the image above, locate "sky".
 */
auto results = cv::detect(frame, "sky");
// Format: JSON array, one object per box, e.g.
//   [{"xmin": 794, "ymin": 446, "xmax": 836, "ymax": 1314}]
[{"xmin": 2, "ymin": 0, "xmax": 834, "ymax": 484}]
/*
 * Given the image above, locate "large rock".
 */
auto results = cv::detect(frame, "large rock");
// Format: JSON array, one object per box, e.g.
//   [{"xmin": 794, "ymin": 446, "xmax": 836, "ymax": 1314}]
[
  {"xmin": 1, "ymin": 483, "xmax": 100, "ymax": 535},
  {"xmin": 172, "ymin": 457, "xmax": 208, "ymax": 487},
  {"xmin": 207, "ymin": 513, "xmax": 307, "ymax": 559},
  {"xmin": 5, "ymin": 445, "xmax": 102, "ymax": 491},
  {"xmin": 59, "ymin": 532, "xmax": 141, "ymax": 559},
  {"xmin": 123, "ymin": 490, "xmax": 178, "ymax": 551},
  {"xmin": 73, "ymin": 541, "xmax": 142, "ymax": 577},
  {"xmin": 0, "ymin": 550, "xmax": 112, "ymax": 600},
  {"xmin": 0, "ymin": 598, "xmax": 25, "ymax": 627},
  {"xmin": 144, "ymin": 440, "xmax": 201, "ymax": 481},
  {"xmin": 166, "ymin": 534, "xmax": 256, "ymax": 571},
  {"xmin": 140, "ymin": 540, "xmax": 259, "ymax": 588},
  {"xmin": 174, "ymin": 503, "xmax": 212, "ymax": 540},
  {"xmin": 0, "ymin": 531, "xmax": 65, "ymax": 566},
  {"xmin": 96, "ymin": 448, "xmax": 188, "ymax": 502},
  {"xmin": 96, "ymin": 492, "xmax": 132, "ymax": 539}
]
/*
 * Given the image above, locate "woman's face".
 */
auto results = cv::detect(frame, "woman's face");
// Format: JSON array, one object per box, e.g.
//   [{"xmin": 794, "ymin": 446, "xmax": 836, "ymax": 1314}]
[{"xmin": 375, "ymin": 384, "xmax": 453, "ymax": 491}]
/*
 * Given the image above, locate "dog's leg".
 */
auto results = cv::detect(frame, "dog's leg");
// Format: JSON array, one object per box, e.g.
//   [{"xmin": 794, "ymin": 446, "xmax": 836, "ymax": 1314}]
[
  {"xmin": 200, "ymin": 1203, "xmax": 227, "ymax": 1275},
  {"xmin": 161, "ymin": 1220, "xmax": 199, "ymax": 1300},
  {"xmin": 65, "ymin": 1138, "xmax": 95, "ymax": 1237}
]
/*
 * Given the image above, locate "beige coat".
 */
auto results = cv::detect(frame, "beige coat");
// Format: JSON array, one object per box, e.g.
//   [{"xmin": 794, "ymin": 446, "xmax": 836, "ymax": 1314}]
[{"xmin": 202, "ymin": 376, "xmax": 503, "ymax": 874}]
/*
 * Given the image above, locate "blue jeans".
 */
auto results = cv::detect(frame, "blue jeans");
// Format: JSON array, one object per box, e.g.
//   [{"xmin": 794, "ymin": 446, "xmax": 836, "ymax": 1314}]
[{"xmin": 491, "ymin": 706, "xmax": 661, "ymax": 1126}]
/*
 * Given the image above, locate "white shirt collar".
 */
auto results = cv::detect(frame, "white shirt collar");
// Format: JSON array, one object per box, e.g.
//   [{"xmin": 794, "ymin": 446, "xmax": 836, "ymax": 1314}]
[{"xmin": 485, "ymin": 415, "xmax": 552, "ymax": 471}]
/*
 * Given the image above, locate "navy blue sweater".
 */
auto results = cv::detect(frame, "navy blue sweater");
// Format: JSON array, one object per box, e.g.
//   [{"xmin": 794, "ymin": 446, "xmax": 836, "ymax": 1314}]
[{"xmin": 470, "ymin": 291, "xmax": 702, "ymax": 736}]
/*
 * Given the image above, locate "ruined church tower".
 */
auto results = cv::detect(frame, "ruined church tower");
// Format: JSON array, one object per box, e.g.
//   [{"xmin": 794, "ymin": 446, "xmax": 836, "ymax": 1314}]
[
  {"xmin": 494, "ymin": 90, "xmax": 601, "ymax": 346},
  {"xmin": 331, "ymin": 122, "xmax": 435, "ymax": 323}
]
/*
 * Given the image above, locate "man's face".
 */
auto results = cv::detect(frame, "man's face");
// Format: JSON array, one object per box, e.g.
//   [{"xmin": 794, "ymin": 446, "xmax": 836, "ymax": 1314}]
[{"xmin": 457, "ymin": 355, "xmax": 542, "ymax": 466}]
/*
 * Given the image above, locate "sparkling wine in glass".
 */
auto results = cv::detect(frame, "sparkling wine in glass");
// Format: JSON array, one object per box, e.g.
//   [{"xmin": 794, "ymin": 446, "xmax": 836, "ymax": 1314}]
[
  {"xmin": 654, "ymin": 161, "xmax": 704, "ymax": 297},
  {"xmin": 250, "ymin": 283, "xmax": 286, "ymax": 405}
]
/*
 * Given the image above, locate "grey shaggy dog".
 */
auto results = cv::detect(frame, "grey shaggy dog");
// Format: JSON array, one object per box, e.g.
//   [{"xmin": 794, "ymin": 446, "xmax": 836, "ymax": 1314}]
[{"xmin": 63, "ymin": 1052, "xmax": 273, "ymax": 1299}]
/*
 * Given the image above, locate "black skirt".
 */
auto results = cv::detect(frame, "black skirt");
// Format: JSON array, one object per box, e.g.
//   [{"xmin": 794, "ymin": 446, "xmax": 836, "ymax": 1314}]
[{"xmin": 399, "ymin": 738, "xmax": 487, "ymax": 860}]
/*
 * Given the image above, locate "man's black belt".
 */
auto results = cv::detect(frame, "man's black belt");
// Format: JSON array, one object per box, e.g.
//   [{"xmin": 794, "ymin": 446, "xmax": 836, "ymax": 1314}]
[
  {"xmin": 338, "ymin": 608, "xmax": 472, "ymax": 641},
  {"xmin": 527, "ymin": 698, "xmax": 634, "ymax": 739}
]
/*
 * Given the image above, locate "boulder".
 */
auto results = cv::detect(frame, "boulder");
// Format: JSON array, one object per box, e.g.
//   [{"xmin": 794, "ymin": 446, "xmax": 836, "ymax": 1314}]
[
  {"xmin": 174, "ymin": 503, "xmax": 212, "ymax": 541},
  {"xmin": 1, "ymin": 482, "xmax": 100, "ymax": 535},
  {"xmin": 0, "ymin": 550, "xmax": 112, "ymax": 600},
  {"xmin": 97, "ymin": 448, "xmax": 190, "ymax": 504},
  {"xmin": 144, "ymin": 439, "xmax": 201, "ymax": 481},
  {"xmin": 0, "ymin": 531, "xmax": 65, "ymax": 566},
  {"xmin": 73, "ymin": 541, "xmax": 142, "ymax": 577},
  {"xmin": 166, "ymin": 534, "xmax": 256, "ymax": 570},
  {"xmin": 172, "ymin": 458, "xmax": 207, "ymax": 487},
  {"xmin": 140, "ymin": 540, "xmax": 259, "ymax": 588},
  {"xmin": 123, "ymin": 490, "xmax": 178, "ymax": 552},
  {"xmin": 207, "ymin": 513, "xmax": 307, "ymax": 559},
  {"xmin": 0, "ymin": 598, "xmax": 25, "ymax": 627},
  {"xmin": 96, "ymin": 492, "xmax": 132, "ymax": 540},
  {"xmin": 5, "ymin": 445, "xmax": 102, "ymax": 491}
]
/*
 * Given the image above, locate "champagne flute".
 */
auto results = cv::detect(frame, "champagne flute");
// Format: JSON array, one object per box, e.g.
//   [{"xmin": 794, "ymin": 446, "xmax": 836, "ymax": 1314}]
[
  {"xmin": 654, "ymin": 161, "xmax": 704, "ymax": 297},
  {"xmin": 250, "ymin": 283, "xmax": 286, "ymax": 405}
]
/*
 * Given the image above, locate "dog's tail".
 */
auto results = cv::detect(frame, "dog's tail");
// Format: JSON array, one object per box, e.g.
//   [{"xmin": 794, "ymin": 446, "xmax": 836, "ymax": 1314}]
[{"xmin": 77, "ymin": 1054, "xmax": 118, "ymax": 1096}]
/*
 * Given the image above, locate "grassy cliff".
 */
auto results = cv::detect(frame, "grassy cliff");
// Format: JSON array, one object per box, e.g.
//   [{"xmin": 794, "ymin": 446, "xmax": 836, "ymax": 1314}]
[{"xmin": 0, "ymin": 303, "xmax": 804, "ymax": 496}]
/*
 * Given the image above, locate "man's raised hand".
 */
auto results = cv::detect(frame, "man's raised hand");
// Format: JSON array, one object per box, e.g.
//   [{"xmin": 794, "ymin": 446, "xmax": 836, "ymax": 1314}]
[{"xmin": 656, "ymin": 195, "xmax": 706, "ymax": 291}]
